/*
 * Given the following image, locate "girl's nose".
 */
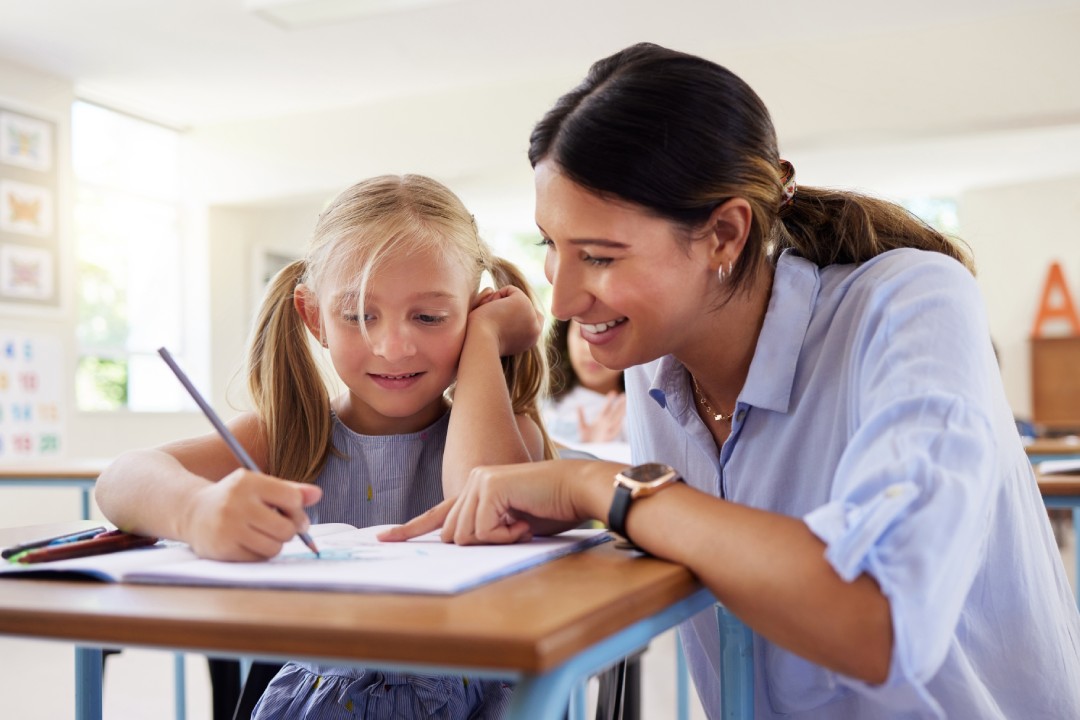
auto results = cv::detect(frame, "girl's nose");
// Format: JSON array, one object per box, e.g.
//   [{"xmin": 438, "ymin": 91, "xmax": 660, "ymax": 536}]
[{"xmin": 371, "ymin": 323, "xmax": 416, "ymax": 361}]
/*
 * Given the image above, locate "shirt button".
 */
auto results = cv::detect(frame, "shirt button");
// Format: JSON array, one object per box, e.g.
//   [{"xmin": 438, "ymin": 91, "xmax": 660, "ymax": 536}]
[
  {"xmin": 885, "ymin": 484, "xmax": 904, "ymax": 498},
  {"xmin": 735, "ymin": 409, "xmax": 746, "ymax": 422}
]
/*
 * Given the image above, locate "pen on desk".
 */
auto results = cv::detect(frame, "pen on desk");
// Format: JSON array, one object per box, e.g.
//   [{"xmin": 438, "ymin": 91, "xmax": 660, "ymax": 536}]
[
  {"xmin": 156, "ymin": 346, "xmax": 321, "ymax": 557},
  {"xmin": 16, "ymin": 529, "xmax": 160, "ymax": 564},
  {"xmin": 2, "ymin": 525, "xmax": 108, "ymax": 560}
]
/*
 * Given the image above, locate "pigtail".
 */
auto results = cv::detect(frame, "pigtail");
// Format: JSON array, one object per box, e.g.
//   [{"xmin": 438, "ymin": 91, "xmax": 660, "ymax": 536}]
[
  {"xmin": 246, "ymin": 259, "xmax": 334, "ymax": 483},
  {"xmin": 488, "ymin": 257, "xmax": 559, "ymax": 461}
]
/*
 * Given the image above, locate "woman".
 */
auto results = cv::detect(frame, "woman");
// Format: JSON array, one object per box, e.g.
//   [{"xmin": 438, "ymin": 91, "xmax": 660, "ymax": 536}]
[{"xmin": 382, "ymin": 43, "xmax": 1080, "ymax": 718}]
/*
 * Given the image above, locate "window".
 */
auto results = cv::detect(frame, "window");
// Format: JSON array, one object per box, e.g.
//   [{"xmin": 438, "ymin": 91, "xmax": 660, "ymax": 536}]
[
  {"xmin": 73, "ymin": 101, "xmax": 189, "ymax": 411},
  {"xmin": 901, "ymin": 197, "xmax": 960, "ymax": 236}
]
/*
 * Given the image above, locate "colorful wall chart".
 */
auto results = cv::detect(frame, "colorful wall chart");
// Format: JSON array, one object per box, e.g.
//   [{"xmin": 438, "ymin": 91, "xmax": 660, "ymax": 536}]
[
  {"xmin": 0, "ymin": 104, "xmax": 60, "ymax": 311},
  {"xmin": 0, "ymin": 332, "xmax": 63, "ymax": 458}
]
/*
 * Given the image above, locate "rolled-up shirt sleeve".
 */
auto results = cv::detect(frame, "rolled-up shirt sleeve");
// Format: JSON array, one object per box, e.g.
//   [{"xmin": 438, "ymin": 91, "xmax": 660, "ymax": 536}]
[{"xmin": 803, "ymin": 255, "xmax": 1000, "ymax": 714}]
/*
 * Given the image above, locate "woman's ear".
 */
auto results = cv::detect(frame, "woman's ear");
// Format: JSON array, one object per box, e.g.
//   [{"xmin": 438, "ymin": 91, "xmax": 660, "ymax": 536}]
[
  {"xmin": 704, "ymin": 198, "xmax": 753, "ymax": 273},
  {"xmin": 293, "ymin": 284, "xmax": 325, "ymax": 344}
]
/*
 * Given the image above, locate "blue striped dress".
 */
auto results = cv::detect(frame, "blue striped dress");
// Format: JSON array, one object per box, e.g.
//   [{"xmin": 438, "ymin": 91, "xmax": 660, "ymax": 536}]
[{"xmin": 251, "ymin": 411, "xmax": 512, "ymax": 719}]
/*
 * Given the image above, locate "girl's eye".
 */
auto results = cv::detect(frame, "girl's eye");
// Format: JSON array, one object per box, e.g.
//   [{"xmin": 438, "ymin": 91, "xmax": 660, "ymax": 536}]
[
  {"xmin": 416, "ymin": 314, "xmax": 446, "ymax": 325},
  {"xmin": 536, "ymin": 237, "xmax": 554, "ymax": 249},
  {"xmin": 584, "ymin": 254, "xmax": 614, "ymax": 268}
]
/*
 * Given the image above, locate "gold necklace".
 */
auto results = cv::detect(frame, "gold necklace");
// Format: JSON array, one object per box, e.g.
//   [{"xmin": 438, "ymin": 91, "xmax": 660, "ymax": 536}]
[{"xmin": 690, "ymin": 374, "xmax": 733, "ymax": 423}]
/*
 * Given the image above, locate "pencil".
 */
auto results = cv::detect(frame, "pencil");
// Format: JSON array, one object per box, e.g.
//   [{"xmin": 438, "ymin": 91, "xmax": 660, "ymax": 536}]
[
  {"xmin": 156, "ymin": 347, "xmax": 320, "ymax": 557},
  {"xmin": 2, "ymin": 525, "xmax": 107, "ymax": 559},
  {"xmin": 17, "ymin": 530, "xmax": 159, "ymax": 564}
]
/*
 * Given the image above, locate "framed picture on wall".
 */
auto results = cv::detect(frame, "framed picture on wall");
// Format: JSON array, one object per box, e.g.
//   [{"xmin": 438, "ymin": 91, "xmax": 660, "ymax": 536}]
[{"xmin": 0, "ymin": 100, "xmax": 62, "ymax": 314}]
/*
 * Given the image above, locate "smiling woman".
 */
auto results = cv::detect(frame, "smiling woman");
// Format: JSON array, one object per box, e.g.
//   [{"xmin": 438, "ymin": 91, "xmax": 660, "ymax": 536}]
[{"xmin": 383, "ymin": 42, "xmax": 1080, "ymax": 720}]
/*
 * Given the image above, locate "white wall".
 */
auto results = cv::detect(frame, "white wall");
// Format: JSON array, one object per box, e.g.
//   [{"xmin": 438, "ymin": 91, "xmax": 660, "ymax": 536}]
[{"xmin": 961, "ymin": 174, "xmax": 1080, "ymax": 417}]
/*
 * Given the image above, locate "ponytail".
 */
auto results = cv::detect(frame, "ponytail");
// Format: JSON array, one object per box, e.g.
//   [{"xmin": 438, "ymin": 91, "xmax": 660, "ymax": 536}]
[
  {"xmin": 487, "ymin": 257, "xmax": 559, "ymax": 461},
  {"xmin": 774, "ymin": 186, "xmax": 974, "ymax": 274},
  {"xmin": 246, "ymin": 259, "xmax": 334, "ymax": 483}
]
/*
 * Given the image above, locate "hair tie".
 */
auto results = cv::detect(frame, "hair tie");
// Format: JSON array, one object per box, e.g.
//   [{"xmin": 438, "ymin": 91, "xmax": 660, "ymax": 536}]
[{"xmin": 779, "ymin": 159, "xmax": 797, "ymax": 208}]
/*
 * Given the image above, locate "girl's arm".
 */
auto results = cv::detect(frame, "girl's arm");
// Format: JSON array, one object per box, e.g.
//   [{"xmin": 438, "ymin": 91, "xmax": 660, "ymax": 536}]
[
  {"xmin": 95, "ymin": 411, "xmax": 321, "ymax": 561},
  {"xmin": 442, "ymin": 286, "xmax": 546, "ymax": 497}
]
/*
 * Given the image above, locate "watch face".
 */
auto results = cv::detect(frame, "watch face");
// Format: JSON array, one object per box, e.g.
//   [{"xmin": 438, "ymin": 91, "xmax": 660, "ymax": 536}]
[{"xmin": 622, "ymin": 463, "xmax": 676, "ymax": 484}]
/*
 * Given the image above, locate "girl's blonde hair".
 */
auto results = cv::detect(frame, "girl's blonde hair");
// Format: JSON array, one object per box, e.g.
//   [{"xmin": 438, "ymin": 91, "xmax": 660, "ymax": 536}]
[{"xmin": 246, "ymin": 174, "xmax": 557, "ymax": 484}]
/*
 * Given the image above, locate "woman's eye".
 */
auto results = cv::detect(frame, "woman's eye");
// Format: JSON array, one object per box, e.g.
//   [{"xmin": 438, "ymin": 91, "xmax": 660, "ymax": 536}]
[
  {"xmin": 536, "ymin": 237, "xmax": 554, "ymax": 249},
  {"xmin": 416, "ymin": 314, "xmax": 446, "ymax": 325},
  {"xmin": 584, "ymin": 254, "xmax": 614, "ymax": 268}
]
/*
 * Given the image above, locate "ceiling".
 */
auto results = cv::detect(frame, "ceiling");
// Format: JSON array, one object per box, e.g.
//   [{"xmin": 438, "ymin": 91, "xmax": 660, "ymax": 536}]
[{"xmin": 2, "ymin": 0, "xmax": 1080, "ymax": 205}]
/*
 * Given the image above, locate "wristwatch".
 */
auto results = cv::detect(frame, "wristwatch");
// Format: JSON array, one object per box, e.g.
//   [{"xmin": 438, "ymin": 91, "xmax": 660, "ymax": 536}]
[{"xmin": 608, "ymin": 463, "xmax": 682, "ymax": 547}]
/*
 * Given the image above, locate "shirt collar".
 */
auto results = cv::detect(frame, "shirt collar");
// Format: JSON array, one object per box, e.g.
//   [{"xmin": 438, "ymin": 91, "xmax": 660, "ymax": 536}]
[{"xmin": 647, "ymin": 251, "xmax": 820, "ymax": 416}]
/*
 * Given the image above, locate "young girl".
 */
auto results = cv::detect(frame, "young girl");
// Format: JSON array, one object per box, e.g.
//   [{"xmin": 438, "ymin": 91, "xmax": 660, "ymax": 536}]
[
  {"xmin": 95, "ymin": 174, "xmax": 555, "ymax": 719},
  {"xmin": 544, "ymin": 318, "xmax": 627, "ymax": 445}
]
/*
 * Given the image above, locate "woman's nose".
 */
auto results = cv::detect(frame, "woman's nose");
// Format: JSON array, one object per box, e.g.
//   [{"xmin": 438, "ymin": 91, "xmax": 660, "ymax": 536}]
[{"xmin": 546, "ymin": 252, "xmax": 591, "ymax": 321}]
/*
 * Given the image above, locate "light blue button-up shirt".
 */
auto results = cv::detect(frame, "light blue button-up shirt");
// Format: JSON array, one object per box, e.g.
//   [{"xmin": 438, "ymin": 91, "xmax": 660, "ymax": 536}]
[{"xmin": 626, "ymin": 248, "xmax": 1080, "ymax": 718}]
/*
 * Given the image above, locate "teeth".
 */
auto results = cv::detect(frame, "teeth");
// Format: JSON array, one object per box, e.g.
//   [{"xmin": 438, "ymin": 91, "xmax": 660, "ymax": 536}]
[
  {"xmin": 378, "ymin": 372, "xmax": 419, "ymax": 379},
  {"xmin": 579, "ymin": 318, "xmax": 626, "ymax": 334}
]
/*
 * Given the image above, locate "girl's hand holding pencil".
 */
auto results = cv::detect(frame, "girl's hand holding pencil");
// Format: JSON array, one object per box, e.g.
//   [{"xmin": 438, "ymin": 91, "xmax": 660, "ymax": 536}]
[{"xmin": 183, "ymin": 468, "xmax": 322, "ymax": 562}]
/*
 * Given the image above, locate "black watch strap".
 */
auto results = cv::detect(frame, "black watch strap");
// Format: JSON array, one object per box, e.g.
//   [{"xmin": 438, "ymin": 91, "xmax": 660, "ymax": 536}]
[{"xmin": 607, "ymin": 483, "xmax": 634, "ymax": 542}]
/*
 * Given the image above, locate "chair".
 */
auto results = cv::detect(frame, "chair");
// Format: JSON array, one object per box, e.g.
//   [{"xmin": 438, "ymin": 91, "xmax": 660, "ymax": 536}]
[{"xmin": 231, "ymin": 661, "xmax": 283, "ymax": 720}]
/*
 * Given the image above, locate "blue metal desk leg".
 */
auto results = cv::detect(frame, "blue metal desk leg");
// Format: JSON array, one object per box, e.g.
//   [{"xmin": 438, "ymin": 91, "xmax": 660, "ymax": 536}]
[
  {"xmin": 717, "ymin": 606, "xmax": 754, "ymax": 720},
  {"xmin": 75, "ymin": 646, "xmax": 103, "ymax": 720},
  {"xmin": 677, "ymin": 634, "xmax": 689, "ymax": 720},
  {"xmin": 175, "ymin": 653, "xmax": 187, "ymax": 720},
  {"xmin": 1074, "ymin": 507, "xmax": 1080, "ymax": 609}
]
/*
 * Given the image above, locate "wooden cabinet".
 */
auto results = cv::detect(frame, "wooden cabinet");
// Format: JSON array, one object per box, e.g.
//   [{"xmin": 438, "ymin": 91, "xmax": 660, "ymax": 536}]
[{"xmin": 1031, "ymin": 336, "xmax": 1080, "ymax": 430}]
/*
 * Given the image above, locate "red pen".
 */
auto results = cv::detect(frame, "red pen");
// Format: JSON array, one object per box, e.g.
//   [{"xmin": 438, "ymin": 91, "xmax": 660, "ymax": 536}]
[{"xmin": 16, "ymin": 529, "xmax": 159, "ymax": 564}]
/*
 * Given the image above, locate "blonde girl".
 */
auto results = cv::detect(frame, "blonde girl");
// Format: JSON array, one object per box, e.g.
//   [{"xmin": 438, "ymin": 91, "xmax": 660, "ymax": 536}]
[{"xmin": 97, "ymin": 174, "xmax": 555, "ymax": 719}]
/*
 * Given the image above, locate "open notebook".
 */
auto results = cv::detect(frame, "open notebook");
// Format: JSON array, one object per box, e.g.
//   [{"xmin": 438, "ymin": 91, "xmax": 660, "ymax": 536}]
[{"xmin": 0, "ymin": 524, "xmax": 610, "ymax": 595}]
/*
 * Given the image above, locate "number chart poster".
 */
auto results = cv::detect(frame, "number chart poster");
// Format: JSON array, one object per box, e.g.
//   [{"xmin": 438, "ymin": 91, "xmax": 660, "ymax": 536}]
[
  {"xmin": 0, "ymin": 104, "xmax": 60, "ymax": 310},
  {"xmin": 0, "ymin": 332, "xmax": 63, "ymax": 458}
]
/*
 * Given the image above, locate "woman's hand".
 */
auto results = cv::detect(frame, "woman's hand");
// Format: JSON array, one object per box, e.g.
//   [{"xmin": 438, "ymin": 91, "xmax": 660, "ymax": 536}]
[
  {"xmin": 468, "ymin": 286, "xmax": 543, "ymax": 357},
  {"xmin": 379, "ymin": 459, "xmax": 621, "ymax": 545},
  {"xmin": 578, "ymin": 391, "xmax": 627, "ymax": 442},
  {"xmin": 180, "ymin": 469, "xmax": 322, "ymax": 561}
]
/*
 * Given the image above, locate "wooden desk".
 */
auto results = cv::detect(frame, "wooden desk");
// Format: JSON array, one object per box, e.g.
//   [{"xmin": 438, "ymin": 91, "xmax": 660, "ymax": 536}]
[
  {"xmin": 0, "ymin": 521, "xmax": 716, "ymax": 720},
  {"xmin": 0, "ymin": 462, "xmax": 106, "ymax": 520},
  {"xmin": 1025, "ymin": 437, "xmax": 1080, "ymax": 461}
]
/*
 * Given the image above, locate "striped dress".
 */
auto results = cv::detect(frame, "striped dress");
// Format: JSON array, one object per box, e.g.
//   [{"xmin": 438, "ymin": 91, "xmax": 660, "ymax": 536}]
[{"xmin": 251, "ymin": 411, "xmax": 512, "ymax": 719}]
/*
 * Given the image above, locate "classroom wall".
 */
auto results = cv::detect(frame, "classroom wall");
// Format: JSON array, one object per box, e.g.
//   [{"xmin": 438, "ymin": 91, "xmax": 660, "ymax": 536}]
[{"xmin": 960, "ymin": 174, "xmax": 1080, "ymax": 418}]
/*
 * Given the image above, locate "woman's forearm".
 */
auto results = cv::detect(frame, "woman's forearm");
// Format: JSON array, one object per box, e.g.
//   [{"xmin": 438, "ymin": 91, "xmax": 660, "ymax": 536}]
[{"xmin": 570, "ymin": 461, "xmax": 893, "ymax": 683}]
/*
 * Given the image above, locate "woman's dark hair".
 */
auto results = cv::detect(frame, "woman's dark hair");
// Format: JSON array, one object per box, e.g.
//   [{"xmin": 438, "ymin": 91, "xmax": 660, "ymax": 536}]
[
  {"xmin": 547, "ymin": 319, "xmax": 625, "ymax": 400},
  {"xmin": 528, "ymin": 42, "xmax": 972, "ymax": 294}
]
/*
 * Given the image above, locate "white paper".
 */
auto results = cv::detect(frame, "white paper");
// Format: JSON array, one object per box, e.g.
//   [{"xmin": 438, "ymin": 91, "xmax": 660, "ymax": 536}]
[{"xmin": 2, "ymin": 524, "xmax": 611, "ymax": 595}]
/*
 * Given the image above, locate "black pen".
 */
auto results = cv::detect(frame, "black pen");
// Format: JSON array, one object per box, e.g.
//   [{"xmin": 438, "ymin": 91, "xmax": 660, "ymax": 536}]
[
  {"xmin": 156, "ymin": 346, "xmax": 321, "ymax": 557},
  {"xmin": 2, "ymin": 526, "xmax": 107, "ymax": 560}
]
